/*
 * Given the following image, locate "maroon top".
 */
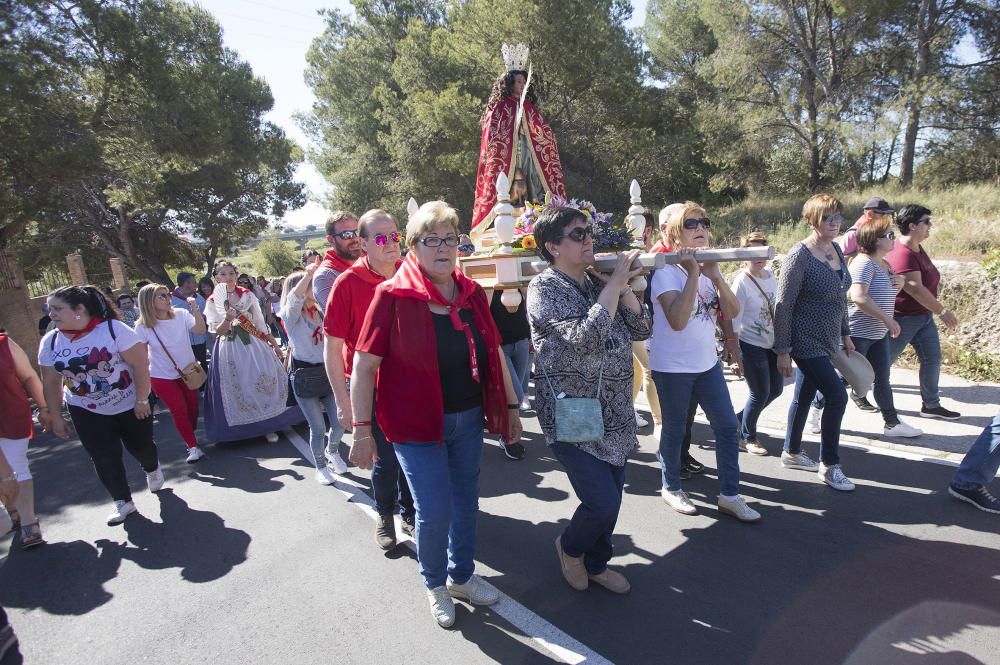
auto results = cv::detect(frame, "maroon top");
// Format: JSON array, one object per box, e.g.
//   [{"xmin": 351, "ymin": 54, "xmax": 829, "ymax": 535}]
[
  {"xmin": 886, "ymin": 243, "xmax": 940, "ymax": 317},
  {"xmin": 0, "ymin": 334, "xmax": 33, "ymax": 440}
]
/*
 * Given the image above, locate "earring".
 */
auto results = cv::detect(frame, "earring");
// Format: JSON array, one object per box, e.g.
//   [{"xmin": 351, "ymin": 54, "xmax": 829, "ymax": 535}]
[{"xmin": 74, "ymin": 315, "xmax": 81, "ymax": 320}]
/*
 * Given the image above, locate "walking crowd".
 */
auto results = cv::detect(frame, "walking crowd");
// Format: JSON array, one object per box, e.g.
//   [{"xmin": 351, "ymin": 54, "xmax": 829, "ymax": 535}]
[{"xmin": 2, "ymin": 193, "xmax": 998, "ymax": 638}]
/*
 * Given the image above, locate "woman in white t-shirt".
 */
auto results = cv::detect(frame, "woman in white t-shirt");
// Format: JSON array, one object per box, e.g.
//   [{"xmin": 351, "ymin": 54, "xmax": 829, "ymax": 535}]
[
  {"xmin": 649, "ymin": 202, "xmax": 759, "ymax": 522},
  {"xmin": 38, "ymin": 285, "xmax": 164, "ymax": 526},
  {"xmin": 134, "ymin": 284, "xmax": 208, "ymax": 463},
  {"xmin": 731, "ymin": 232, "xmax": 781, "ymax": 456}
]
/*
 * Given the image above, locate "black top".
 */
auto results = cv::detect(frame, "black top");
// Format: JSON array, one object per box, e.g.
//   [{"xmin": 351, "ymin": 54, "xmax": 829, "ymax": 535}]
[
  {"xmin": 489, "ymin": 290, "xmax": 531, "ymax": 344},
  {"xmin": 433, "ymin": 309, "xmax": 489, "ymax": 413}
]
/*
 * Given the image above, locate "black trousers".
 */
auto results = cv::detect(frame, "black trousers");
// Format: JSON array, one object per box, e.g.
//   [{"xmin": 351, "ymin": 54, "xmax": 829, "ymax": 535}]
[
  {"xmin": 69, "ymin": 406, "xmax": 159, "ymax": 503},
  {"xmin": 191, "ymin": 342, "xmax": 208, "ymax": 373}
]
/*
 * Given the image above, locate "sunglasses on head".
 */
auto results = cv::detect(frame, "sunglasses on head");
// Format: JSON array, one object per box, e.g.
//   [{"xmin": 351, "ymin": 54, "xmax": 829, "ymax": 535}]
[
  {"xmin": 418, "ymin": 235, "xmax": 460, "ymax": 248},
  {"xmin": 562, "ymin": 226, "xmax": 594, "ymax": 242},
  {"xmin": 332, "ymin": 230, "xmax": 359, "ymax": 240},
  {"xmin": 371, "ymin": 231, "xmax": 401, "ymax": 246},
  {"xmin": 682, "ymin": 217, "xmax": 711, "ymax": 230}
]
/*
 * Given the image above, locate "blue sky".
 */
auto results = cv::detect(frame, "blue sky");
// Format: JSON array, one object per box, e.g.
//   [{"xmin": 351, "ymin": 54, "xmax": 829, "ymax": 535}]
[{"xmin": 188, "ymin": 0, "xmax": 649, "ymax": 228}]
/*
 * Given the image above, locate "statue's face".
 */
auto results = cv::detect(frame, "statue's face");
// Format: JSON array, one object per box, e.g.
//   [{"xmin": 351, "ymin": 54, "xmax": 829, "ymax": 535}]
[{"xmin": 511, "ymin": 73, "xmax": 526, "ymax": 98}]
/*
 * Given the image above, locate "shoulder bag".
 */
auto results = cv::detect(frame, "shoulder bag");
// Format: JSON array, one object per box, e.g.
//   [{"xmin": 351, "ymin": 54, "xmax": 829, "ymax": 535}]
[
  {"xmin": 150, "ymin": 326, "xmax": 207, "ymax": 391},
  {"xmin": 290, "ymin": 357, "xmax": 332, "ymax": 399},
  {"xmin": 537, "ymin": 344, "xmax": 605, "ymax": 443}
]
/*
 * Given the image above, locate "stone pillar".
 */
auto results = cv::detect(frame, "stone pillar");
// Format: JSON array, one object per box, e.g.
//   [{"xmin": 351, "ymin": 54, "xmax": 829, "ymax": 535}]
[
  {"xmin": 0, "ymin": 251, "xmax": 41, "ymax": 368},
  {"xmin": 66, "ymin": 252, "xmax": 87, "ymax": 285},
  {"xmin": 110, "ymin": 257, "xmax": 126, "ymax": 290}
]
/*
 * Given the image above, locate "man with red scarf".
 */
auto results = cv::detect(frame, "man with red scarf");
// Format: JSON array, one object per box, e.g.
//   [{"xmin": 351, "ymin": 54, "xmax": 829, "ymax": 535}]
[{"xmin": 313, "ymin": 210, "xmax": 360, "ymax": 310}]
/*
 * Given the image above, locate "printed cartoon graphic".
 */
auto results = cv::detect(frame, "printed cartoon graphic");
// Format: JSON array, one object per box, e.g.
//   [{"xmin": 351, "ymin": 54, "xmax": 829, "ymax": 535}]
[
  {"xmin": 85, "ymin": 347, "xmax": 132, "ymax": 394},
  {"xmin": 54, "ymin": 357, "xmax": 90, "ymax": 396}
]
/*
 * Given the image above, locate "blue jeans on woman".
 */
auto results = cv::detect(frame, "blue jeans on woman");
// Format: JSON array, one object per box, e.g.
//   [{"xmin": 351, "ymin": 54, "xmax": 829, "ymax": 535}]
[
  {"xmin": 785, "ymin": 355, "xmax": 847, "ymax": 465},
  {"xmin": 652, "ymin": 362, "xmax": 741, "ymax": 495},
  {"xmin": 888, "ymin": 313, "xmax": 943, "ymax": 408},
  {"xmin": 551, "ymin": 442, "xmax": 626, "ymax": 575},
  {"xmin": 394, "ymin": 406, "xmax": 484, "ymax": 589},
  {"xmin": 739, "ymin": 340, "xmax": 784, "ymax": 442},
  {"xmin": 501, "ymin": 338, "xmax": 531, "ymax": 403},
  {"xmin": 851, "ymin": 335, "xmax": 899, "ymax": 426},
  {"xmin": 292, "ymin": 390, "xmax": 343, "ymax": 468},
  {"xmin": 952, "ymin": 409, "xmax": 1000, "ymax": 490}
]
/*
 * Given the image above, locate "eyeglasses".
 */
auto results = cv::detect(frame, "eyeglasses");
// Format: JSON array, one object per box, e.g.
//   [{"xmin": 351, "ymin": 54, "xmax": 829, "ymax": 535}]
[
  {"xmin": 458, "ymin": 244, "xmax": 476, "ymax": 253},
  {"xmin": 331, "ymin": 230, "xmax": 359, "ymax": 240},
  {"xmin": 371, "ymin": 231, "xmax": 401, "ymax": 246},
  {"xmin": 562, "ymin": 226, "xmax": 594, "ymax": 242},
  {"xmin": 881, "ymin": 231, "xmax": 896, "ymax": 240},
  {"xmin": 919, "ymin": 218, "xmax": 933, "ymax": 227},
  {"xmin": 822, "ymin": 214, "xmax": 845, "ymax": 225},
  {"xmin": 154, "ymin": 293, "xmax": 171, "ymax": 301},
  {"xmin": 418, "ymin": 235, "xmax": 460, "ymax": 248},
  {"xmin": 682, "ymin": 217, "xmax": 711, "ymax": 230}
]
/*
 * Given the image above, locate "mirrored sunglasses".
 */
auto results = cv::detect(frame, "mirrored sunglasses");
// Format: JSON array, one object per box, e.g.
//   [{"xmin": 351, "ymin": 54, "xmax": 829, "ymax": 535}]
[
  {"xmin": 332, "ymin": 230, "xmax": 359, "ymax": 240},
  {"xmin": 373, "ymin": 231, "xmax": 401, "ymax": 246}
]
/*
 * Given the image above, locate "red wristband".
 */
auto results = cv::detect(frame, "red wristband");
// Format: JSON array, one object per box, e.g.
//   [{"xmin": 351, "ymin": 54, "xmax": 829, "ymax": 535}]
[{"xmin": 352, "ymin": 420, "xmax": 372, "ymax": 427}]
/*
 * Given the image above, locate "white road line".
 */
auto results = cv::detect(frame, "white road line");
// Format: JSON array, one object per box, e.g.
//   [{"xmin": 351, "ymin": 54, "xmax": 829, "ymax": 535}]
[{"xmin": 282, "ymin": 428, "xmax": 614, "ymax": 665}]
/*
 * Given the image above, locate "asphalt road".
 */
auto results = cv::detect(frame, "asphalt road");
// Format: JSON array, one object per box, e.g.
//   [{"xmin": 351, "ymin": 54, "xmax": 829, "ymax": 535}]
[{"xmin": 2, "ymin": 375, "xmax": 999, "ymax": 665}]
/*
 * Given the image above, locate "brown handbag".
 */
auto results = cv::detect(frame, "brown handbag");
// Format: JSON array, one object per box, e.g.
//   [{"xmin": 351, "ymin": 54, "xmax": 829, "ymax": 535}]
[{"xmin": 151, "ymin": 326, "xmax": 207, "ymax": 390}]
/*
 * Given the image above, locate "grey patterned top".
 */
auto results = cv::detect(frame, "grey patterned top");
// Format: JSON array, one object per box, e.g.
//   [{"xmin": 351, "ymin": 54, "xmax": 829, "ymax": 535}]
[
  {"xmin": 527, "ymin": 268, "xmax": 652, "ymax": 466},
  {"xmin": 773, "ymin": 242, "xmax": 851, "ymax": 359}
]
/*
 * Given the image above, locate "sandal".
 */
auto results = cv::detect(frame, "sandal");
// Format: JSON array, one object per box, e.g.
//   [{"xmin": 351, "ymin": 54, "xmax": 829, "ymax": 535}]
[
  {"xmin": 20, "ymin": 522, "xmax": 45, "ymax": 549},
  {"xmin": 6, "ymin": 508, "xmax": 20, "ymax": 533}
]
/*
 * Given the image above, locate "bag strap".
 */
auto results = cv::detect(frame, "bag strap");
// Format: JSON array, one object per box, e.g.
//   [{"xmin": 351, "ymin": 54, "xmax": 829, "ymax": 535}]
[
  {"xmin": 150, "ymin": 325, "xmax": 183, "ymax": 374},
  {"xmin": 745, "ymin": 271, "xmax": 775, "ymax": 322}
]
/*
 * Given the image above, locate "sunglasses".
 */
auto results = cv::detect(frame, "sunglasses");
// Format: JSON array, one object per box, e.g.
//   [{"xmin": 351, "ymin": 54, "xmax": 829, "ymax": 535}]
[
  {"xmin": 371, "ymin": 231, "xmax": 401, "ymax": 246},
  {"xmin": 682, "ymin": 217, "xmax": 711, "ymax": 230},
  {"xmin": 919, "ymin": 218, "xmax": 933, "ymax": 226},
  {"xmin": 822, "ymin": 214, "xmax": 845, "ymax": 225},
  {"xmin": 154, "ymin": 293, "xmax": 171, "ymax": 301},
  {"xmin": 562, "ymin": 226, "xmax": 594, "ymax": 242},
  {"xmin": 882, "ymin": 231, "xmax": 896, "ymax": 240},
  {"xmin": 332, "ymin": 230, "xmax": 359, "ymax": 240},
  {"xmin": 418, "ymin": 235, "xmax": 460, "ymax": 248}
]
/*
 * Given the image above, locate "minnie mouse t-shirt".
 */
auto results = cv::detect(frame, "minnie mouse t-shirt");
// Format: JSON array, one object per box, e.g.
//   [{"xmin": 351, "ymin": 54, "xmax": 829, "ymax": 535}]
[{"xmin": 38, "ymin": 320, "xmax": 143, "ymax": 415}]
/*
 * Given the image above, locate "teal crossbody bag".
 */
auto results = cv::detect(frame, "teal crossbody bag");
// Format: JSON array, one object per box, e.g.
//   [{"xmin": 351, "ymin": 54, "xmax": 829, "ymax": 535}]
[{"xmin": 538, "ymin": 348, "xmax": 605, "ymax": 443}]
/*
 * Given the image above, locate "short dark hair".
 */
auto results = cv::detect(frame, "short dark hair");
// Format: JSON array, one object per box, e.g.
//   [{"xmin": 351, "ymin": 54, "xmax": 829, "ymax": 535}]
[
  {"xmin": 116, "ymin": 293, "xmax": 134, "ymax": 304},
  {"xmin": 896, "ymin": 204, "xmax": 931, "ymax": 236},
  {"xmin": 176, "ymin": 271, "xmax": 195, "ymax": 288},
  {"xmin": 50, "ymin": 285, "xmax": 121, "ymax": 321},
  {"xmin": 533, "ymin": 207, "xmax": 588, "ymax": 263},
  {"xmin": 325, "ymin": 210, "xmax": 357, "ymax": 238}
]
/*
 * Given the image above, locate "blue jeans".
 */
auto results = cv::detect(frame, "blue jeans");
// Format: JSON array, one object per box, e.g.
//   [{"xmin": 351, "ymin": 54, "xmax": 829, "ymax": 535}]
[
  {"xmin": 394, "ymin": 406, "xmax": 484, "ymax": 589},
  {"xmin": 785, "ymin": 356, "xmax": 847, "ymax": 465},
  {"xmin": 652, "ymin": 362, "xmax": 740, "ymax": 495},
  {"xmin": 372, "ymin": 413, "xmax": 414, "ymax": 520},
  {"xmin": 551, "ymin": 442, "xmax": 626, "ymax": 575},
  {"xmin": 292, "ymin": 390, "xmax": 344, "ymax": 468},
  {"xmin": 851, "ymin": 335, "xmax": 899, "ymax": 426},
  {"xmin": 739, "ymin": 340, "xmax": 784, "ymax": 441},
  {"xmin": 888, "ymin": 313, "xmax": 943, "ymax": 408},
  {"xmin": 952, "ymin": 409, "xmax": 1000, "ymax": 490},
  {"xmin": 501, "ymin": 338, "xmax": 531, "ymax": 403}
]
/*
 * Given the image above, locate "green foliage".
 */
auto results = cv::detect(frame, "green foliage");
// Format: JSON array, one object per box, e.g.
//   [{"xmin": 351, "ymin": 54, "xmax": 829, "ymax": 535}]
[
  {"xmin": 251, "ymin": 238, "xmax": 301, "ymax": 277},
  {"xmin": 983, "ymin": 248, "xmax": 1000, "ymax": 279}
]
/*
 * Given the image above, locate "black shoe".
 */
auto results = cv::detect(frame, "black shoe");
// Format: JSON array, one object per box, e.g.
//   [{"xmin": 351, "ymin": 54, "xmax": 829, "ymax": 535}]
[
  {"xmin": 679, "ymin": 467, "xmax": 692, "ymax": 480},
  {"xmin": 853, "ymin": 396, "xmax": 880, "ymax": 413},
  {"xmin": 949, "ymin": 484, "xmax": 1000, "ymax": 514},
  {"xmin": 921, "ymin": 405, "xmax": 961, "ymax": 420},
  {"xmin": 501, "ymin": 440, "xmax": 525, "ymax": 461},
  {"xmin": 400, "ymin": 517, "xmax": 415, "ymax": 538},
  {"xmin": 682, "ymin": 455, "xmax": 705, "ymax": 474}
]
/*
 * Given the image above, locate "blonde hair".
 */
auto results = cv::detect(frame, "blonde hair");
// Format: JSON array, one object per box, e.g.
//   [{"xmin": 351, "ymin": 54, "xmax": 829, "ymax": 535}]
[
  {"xmin": 406, "ymin": 201, "xmax": 460, "ymax": 247},
  {"xmin": 740, "ymin": 231, "xmax": 768, "ymax": 247},
  {"xmin": 137, "ymin": 284, "xmax": 173, "ymax": 328},
  {"xmin": 665, "ymin": 201, "xmax": 709, "ymax": 248},
  {"xmin": 279, "ymin": 271, "xmax": 307, "ymax": 314},
  {"xmin": 802, "ymin": 194, "xmax": 843, "ymax": 230}
]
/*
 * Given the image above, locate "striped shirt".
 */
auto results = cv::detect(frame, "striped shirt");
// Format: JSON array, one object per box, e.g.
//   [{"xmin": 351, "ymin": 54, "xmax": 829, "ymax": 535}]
[{"xmin": 848, "ymin": 255, "xmax": 896, "ymax": 339}]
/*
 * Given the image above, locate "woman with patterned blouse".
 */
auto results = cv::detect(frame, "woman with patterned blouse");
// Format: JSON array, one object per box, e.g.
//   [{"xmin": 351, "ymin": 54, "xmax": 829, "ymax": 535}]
[{"xmin": 528, "ymin": 206, "xmax": 651, "ymax": 595}]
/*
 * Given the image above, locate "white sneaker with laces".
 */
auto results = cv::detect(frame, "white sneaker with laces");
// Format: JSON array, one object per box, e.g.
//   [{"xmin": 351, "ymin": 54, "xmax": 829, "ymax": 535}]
[
  {"xmin": 326, "ymin": 450, "xmax": 349, "ymax": 475},
  {"xmin": 883, "ymin": 421, "xmax": 923, "ymax": 438},
  {"xmin": 635, "ymin": 411, "xmax": 649, "ymax": 428},
  {"xmin": 146, "ymin": 466, "xmax": 165, "ymax": 492},
  {"xmin": 818, "ymin": 463, "xmax": 855, "ymax": 491},
  {"xmin": 264, "ymin": 432, "xmax": 280, "ymax": 443},
  {"xmin": 781, "ymin": 451, "xmax": 820, "ymax": 471},
  {"xmin": 744, "ymin": 440, "xmax": 768, "ymax": 456},
  {"xmin": 107, "ymin": 500, "xmax": 137, "ymax": 525},
  {"xmin": 661, "ymin": 488, "xmax": 697, "ymax": 515},
  {"xmin": 185, "ymin": 447, "xmax": 205, "ymax": 463},
  {"xmin": 807, "ymin": 406, "xmax": 822, "ymax": 434},
  {"xmin": 447, "ymin": 574, "xmax": 500, "ymax": 605},
  {"xmin": 426, "ymin": 586, "xmax": 456, "ymax": 628},
  {"xmin": 315, "ymin": 467, "xmax": 337, "ymax": 485},
  {"xmin": 718, "ymin": 495, "xmax": 762, "ymax": 522}
]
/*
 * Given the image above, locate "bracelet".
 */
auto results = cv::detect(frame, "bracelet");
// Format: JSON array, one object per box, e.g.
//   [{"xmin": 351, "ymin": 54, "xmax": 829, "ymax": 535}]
[
  {"xmin": 353, "ymin": 436, "xmax": 372, "ymax": 443},
  {"xmin": 0, "ymin": 473, "xmax": 17, "ymax": 482},
  {"xmin": 938, "ymin": 308, "xmax": 949, "ymax": 317},
  {"xmin": 725, "ymin": 337, "xmax": 737, "ymax": 342},
  {"xmin": 136, "ymin": 399, "xmax": 150, "ymax": 406},
  {"xmin": 352, "ymin": 420, "xmax": 372, "ymax": 427},
  {"xmin": 507, "ymin": 403, "xmax": 519, "ymax": 409}
]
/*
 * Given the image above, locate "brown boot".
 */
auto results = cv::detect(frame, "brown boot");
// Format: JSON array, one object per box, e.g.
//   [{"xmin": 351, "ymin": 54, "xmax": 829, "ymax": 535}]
[
  {"xmin": 374, "ymin": 514, "xmax": 397, "ymax": 550},
  {"xmin": 588, "ymin": 567, "xmax": 630, "ymax": 594},
  {"xmin": 555, "ymin": 535, "xmax": 588, "ymax": 591}
]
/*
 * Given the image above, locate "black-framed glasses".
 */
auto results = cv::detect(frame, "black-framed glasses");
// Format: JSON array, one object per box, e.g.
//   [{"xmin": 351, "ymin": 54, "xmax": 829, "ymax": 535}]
[
  {"xmin": 882, "ymin": 230, "xmax": 896, "ymax": 240},
  {"xmin": 372, "ymin": 231, "xmax": 401, "ymax": 246},
  {"xmin": 332, "ymin": 229, "xmax": 359, "ymax": 240},
  {"xmin": 418, "ymin": 235, "xmax": 460, "ymax": 248},
  {"xmin": 562, "ymin": 226, "xmax": 594, "ymax": 242},
  {"xmin": 682, "ymin": 217, "xmax": 711, "ymax": 230},
  {"xmin": 821, "ymin": 213, "xmax": 845, "ymax": 225}
]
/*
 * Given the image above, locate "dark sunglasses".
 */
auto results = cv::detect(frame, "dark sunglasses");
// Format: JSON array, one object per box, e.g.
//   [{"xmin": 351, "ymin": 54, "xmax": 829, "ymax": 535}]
[
  {"xmin": 418, "ymin": 235, "xmax": 460, "ymax": 248},
  {"xmin": 562, "ymin": 226, "xmax": 594, "ymax": 242},
  {"xmin": 682, "ymin": 217, "xmax": 711, "ymax": 230},
  {"xmin": 372, "ymin": 231, "xmax": 401, "ymax": 246},
  {"xmin": 332, "ymin": 230, "xmax": 359, "ymax": 240},
  {"xmin": 882, "ymin": 230, "xmax": 896, "ymax": 240},
  {"xmin": 821, "ymin": 213, "xmax": 845, "ymax": 225}
]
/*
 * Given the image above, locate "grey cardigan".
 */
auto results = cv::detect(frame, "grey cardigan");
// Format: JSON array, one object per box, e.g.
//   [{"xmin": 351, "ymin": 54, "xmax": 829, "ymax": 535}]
[{"xmin": 773, "ymin": 242, "xmax": 851, "ymax": 359}]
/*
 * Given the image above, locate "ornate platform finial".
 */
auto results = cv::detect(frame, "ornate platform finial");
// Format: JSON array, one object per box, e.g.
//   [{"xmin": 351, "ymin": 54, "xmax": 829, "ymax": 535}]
[
  {"xmin": 406, "ymin": 197, "xmax": 419, "ymax": 219},
  {"xmin": 502, "ymin": 43, "xmax": 530, "ymax": 72}
]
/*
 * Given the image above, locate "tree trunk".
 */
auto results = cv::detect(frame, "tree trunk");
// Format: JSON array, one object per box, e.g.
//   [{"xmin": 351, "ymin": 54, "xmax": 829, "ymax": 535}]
[{"xmin": 900, "ymin": 0, "xmax": 936, "ymax": 187}]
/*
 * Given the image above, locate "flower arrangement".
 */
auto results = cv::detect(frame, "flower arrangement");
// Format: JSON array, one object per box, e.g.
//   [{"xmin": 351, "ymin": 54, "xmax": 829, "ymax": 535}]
[{"xmin": 503, "ymin": 194, "xmax": 635, "ymax": 254}]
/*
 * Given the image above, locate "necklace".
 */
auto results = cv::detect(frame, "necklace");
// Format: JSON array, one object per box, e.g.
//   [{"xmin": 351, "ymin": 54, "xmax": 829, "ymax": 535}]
[{"xmin": 809, "ymin": 239, "xmax": 836, "ymax": 262}]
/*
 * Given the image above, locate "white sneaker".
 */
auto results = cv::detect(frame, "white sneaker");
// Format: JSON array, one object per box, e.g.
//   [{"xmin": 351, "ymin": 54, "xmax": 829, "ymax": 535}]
[
  {"xmin": 520, "ymin": 398, "xmax": 532, "ymax": 411},
  {"xmin": 883, "ymin": 421, "xmax": 923, "ymax": 438},
  {"xmin": 326, "ymin": 449, "xmax": 348, "ymax": 475},
  {"xmin": 315, "ymin": 467, "xmax": 337, "ymax": 485},
  {"xmin": 264, "ymin": 432, "xmax": 279, "ymax": 443},
  {"xmin": 718, "ymin": 495, "xmax": 761, "ymax": 522},
  {"xmin": 744, "ymin": 440, "xmax": 768, "ymax": 456},
  {"xmin": 447, "ymin": 574, "xmax": 500, "ymax": 606},
  {"xmin": 781, "ymin": 451, "xmax": 820, "ymax": 471},
  {"xmin": 635, "ymin": 411, "xmax": 649, "ymax": 428},
  {"xmin": 185, "ymin": 447, "xmax": 205, "ymax": 463},
  {"xmin": 807, "ymin": 406, "xmax": 822, "ymax": 434},
  {"xmin": 661, "ymin": 488, "xmax": 697, "ymax": 515},
  {"xmin": 146, "ymin": 466, "xmax": 165, "ymax": 492},
  {"xmin": 818, "ymin": 463, "xmax": 855, "ymax": 491},
  {"xmin": 107, "ymin": 500, "xmax": 137, "ymax": 525},
  {"xmin": 426, "ymin": 586, "xmax": 456, "ymax": 628}
]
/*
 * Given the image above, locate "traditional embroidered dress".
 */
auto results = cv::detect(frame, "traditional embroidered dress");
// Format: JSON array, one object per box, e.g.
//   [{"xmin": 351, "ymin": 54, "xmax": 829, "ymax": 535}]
[{"xmin": 203, "ymin": 286, "xmax": 302, "ymax": 441}]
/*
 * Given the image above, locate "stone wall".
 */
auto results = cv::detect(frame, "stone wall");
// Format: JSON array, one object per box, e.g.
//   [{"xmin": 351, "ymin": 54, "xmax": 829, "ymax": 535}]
[{"xmin": 0, "ymin": 252, "xmax": 40, "ymax": 365}]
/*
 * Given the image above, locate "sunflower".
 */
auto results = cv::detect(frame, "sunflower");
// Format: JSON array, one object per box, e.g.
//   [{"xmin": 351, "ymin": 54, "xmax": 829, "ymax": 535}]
[{"xmin": 521, "ymin": 234, "xmax": 537, "ymax": 250}]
